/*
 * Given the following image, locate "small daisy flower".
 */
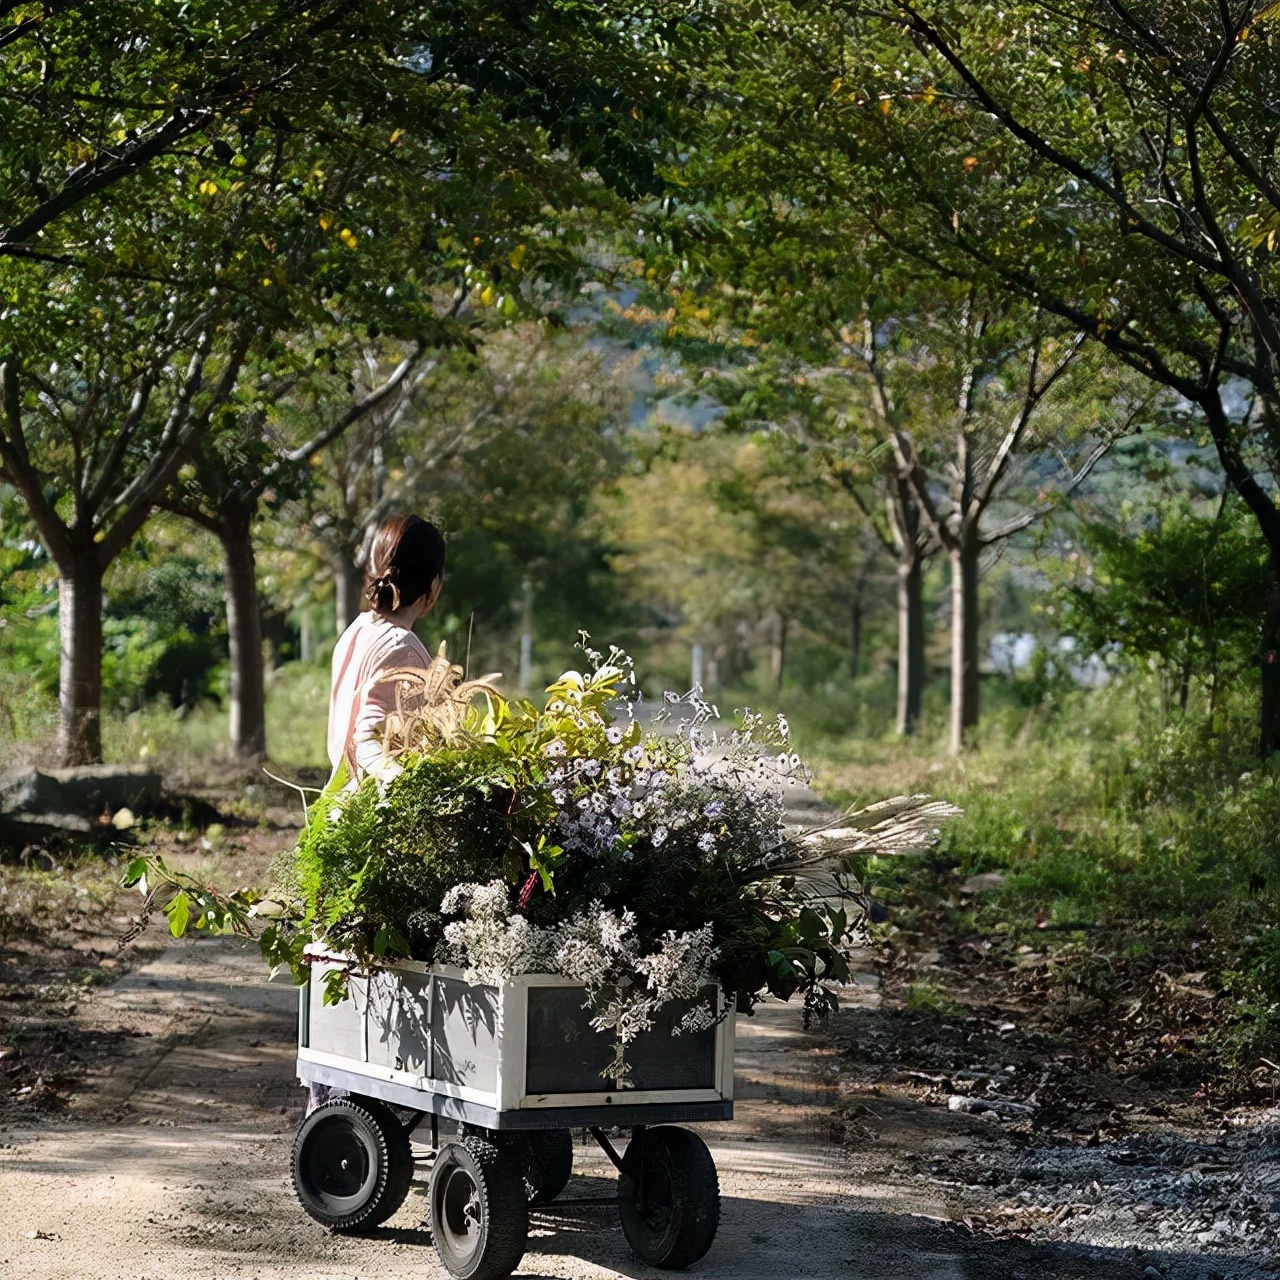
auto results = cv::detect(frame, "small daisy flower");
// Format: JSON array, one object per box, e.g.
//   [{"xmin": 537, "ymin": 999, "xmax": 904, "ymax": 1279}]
[
  {"xmin": 698, "ymin": 832, "xmax": 717, "ymax": 853},
  {"xmin": 703, "ymin": 800, "xmax": 725, "ymax": 819},
  {"xmin": 605, "ymin": 724, "xmax": 625, "ymax": 745},
  {"xmin": 623, "ymin": 745, "xmax": 643, "ymax": 764},
  {"xmin": 543, "ymin": 739, "xmax": 567, "ymax": 758},
  {"xmin": 652, "ymin": 826, "xmax": 669, "ymax": 847}
]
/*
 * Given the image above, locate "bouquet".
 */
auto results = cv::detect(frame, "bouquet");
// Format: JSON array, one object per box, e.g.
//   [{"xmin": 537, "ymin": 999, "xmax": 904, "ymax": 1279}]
[{"xmin": 129, "ymin": 638, "xmax": 957, "ymax": 1080}]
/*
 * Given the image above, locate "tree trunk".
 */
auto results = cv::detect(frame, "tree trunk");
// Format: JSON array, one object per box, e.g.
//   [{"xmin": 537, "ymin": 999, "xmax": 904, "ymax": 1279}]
[
  {"xmin": 1261, "ymin": 555, "xmax": 1280, "ymax": 755},
  {"xmin": 56, "ymin": 552, "xmax": 105, "ymax": 766},
  {"xmin": 221, "ymin": 502, "xmax": 266, "ymax": 762},
  {"xmin": 948, "ymin": 524, "xmax": 981, "ymax": 756},
  {"xmin": 334, "ymin": 555, "xmax": 362, "ymax": 635},
  {"xmin": 896, "ymin": 554, "xmax": 925, "ymax": 735},
  {"xmin": 770, "ymin": 612, "xmax": 788, "ymax": 690},
  {"xmin": 849, "ymin": 575, "xmax": 865, "ymax": 678}
]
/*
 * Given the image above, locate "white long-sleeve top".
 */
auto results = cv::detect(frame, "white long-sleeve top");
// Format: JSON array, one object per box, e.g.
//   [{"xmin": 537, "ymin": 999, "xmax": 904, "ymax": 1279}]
[{"xmin": 327, "ymin": 611, "xmax": 430, "ymax": 782}]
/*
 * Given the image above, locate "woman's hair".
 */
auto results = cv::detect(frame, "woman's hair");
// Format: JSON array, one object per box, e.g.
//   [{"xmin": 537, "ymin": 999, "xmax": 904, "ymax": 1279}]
[{"xmin": 364, "ymin": 515, "xmax": 446, "ymax": 614}]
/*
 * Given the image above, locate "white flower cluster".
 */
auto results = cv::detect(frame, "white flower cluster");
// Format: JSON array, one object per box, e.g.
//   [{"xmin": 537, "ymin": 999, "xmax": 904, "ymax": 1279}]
[
  {"xmin": 439, "ymin": 880, "xmax": 719, "ymax": 1081},
  {"xmin": 440, "ymin": 880, "xmax": 556, "ymax": 983},
  {"xmin": 637, "ymin": 923, "xmax": 717, "ymax": 1001}
]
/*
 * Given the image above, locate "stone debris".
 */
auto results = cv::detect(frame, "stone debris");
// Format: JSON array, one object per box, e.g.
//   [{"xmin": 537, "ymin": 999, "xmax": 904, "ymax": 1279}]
[
  {"xmin": 0, "ymin": 764, "xmax": 161, "ymax": 848},
  {"xmin": 947, "ymin": 1094, "xmax": 1035, "ymax": 1119}
]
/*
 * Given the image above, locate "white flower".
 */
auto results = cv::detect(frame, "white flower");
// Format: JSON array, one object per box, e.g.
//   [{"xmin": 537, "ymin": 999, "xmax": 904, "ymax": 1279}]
[
  {"xmin": 581, "ymin": 759, "xmax": 602, "ymax": 778},
  {"xmin": 703, "ymin": 801, "xmax": 724, "ymax": 819},
  {"xmin": 543, "ymin": 739, "xmax": 567, "ymax": 758},
  {"xmin": 776, "ymin": 713, "xmax": 790, "ymax": 739},
  {"xmin": 652, "ymin": 826, "xmax": 668, "ymax": 847},
  {"xmin": 698, "ymin": 832, "xmax": 717, "ymax": 854},
  {"xmin": 551, "ymin": 787, "xmax": 568, "ymax": 805},
  {"xmin": 623, "ymin": 745, "xmax": 643, "ymax": 764},
  {"xmin": 605, "ymin": 724, "xmax": 625, "ymax": 744}
]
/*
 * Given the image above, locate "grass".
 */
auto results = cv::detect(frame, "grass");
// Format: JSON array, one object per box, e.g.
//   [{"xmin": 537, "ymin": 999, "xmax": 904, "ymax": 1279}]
[
  {"xmin": 687, "ymin": 665, "xmax": 1276, "ymax": 1083},
  {"xmin": 778, "ymin": 673, "xmax": 1280, "ymax": 1081},
  {"xmin": 3, "ymin": 653, "xmax": 1276, "ymax": 1082},
  {"xmin": 1, "ymin": 660, "xmax": 331, "ymax": 775}
]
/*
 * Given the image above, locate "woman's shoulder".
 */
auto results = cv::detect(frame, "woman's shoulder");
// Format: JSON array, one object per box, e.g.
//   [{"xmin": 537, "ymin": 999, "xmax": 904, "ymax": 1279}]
[{"xmin": 366, "ymin": 617, "xmax": 430, "ymax": 668}]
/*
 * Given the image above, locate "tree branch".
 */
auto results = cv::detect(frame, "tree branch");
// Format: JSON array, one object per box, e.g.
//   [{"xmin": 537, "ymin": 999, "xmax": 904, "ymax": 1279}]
[
  {"xmin": 97, "ymin": 330, "xmax": 221, "ymax": 563},
  {"xmin": 974, "ymin": 332, "xmax": 1084, "ymax": 513},
  {"xmin": 0, "ymin": 361, "xmax": 74, "ymax": 567},
  {"xmin": 891, "ymin": 1, "xmax": 1229, "ymax": 276},
  {"xmin": 892, "ymin": 428, "xmax": 958, "ymax": 551},
  {"xmin": 284, "ymin": 339, "xmax": 428, "ymax": 464},
  {"xmin": 81, "ymin": 379, "xmax": 157, "ymax": 518}
]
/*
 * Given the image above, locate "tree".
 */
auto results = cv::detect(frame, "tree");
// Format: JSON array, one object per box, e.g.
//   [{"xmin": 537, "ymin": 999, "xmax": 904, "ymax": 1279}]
[
  {"xmin": 601, "ymin": 429, "xmax": 869, "ymax": 691},
  {"xmin": 284, "ymin": 326, "xmax": 632, "ymax": 681},
  {"xmin": 0, "ymin": 1, "xmax": 684, "ymax": 255},
  {"xmin": 818, "ymin": 0, "xmax": 1280, "ymax": 749},
  {"xmin": 871, "ymin": 299, "xmax": 1147, "ymax": 751},
  {"xmin": 0, "ymin": 292, "xmax": 252, "ymax": 763},
  {"xmin": 164, "ymin": 339, "xmax": 430, "ymax": 760},
  {"xmin": 1, "ymin": 1, "xmax": 700, "ymax": 763},
  {"xmin": 1060, "ymin": 493, "xmax": 1271, "ymax": 723}
]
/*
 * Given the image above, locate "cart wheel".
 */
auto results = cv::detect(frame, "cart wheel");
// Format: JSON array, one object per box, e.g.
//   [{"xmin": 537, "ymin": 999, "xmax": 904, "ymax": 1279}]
[
  {"xmin": 291, "ymin": 1096, "xmax": 414, "ymax": 1233},
  {"xmin": 618, "ymin": 1126, "xmax": 719, "ymax": 1269},
  {"xmin": 519, "ymin": 1128, "xmax": 574, "ymax": 1205},
  {"xmin": 472, "ymin": 1127, "xmax": 574, "ymax": 1205},
  {"xmin": 429, "ymin": 1135, "xmax": 528, "ymax": 1280}
]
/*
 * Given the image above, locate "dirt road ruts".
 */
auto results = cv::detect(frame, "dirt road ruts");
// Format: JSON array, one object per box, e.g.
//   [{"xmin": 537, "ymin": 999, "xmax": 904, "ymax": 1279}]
[{"xmin": 1, "ymin": 936, "xmax": 1270, "ymax": 1280}]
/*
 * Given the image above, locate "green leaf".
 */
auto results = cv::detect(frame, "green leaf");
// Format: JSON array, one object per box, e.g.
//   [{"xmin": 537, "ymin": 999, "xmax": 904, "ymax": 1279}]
[{"xmin": 166, "ymin": 890, "xmax": 191, "ymax": 938}]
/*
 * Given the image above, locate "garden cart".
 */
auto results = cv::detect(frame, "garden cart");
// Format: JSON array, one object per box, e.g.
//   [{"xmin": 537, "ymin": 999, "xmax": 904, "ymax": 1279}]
[{"xmin": 291, "ymin": 951, "xmax": 734, "ymax": 1279}]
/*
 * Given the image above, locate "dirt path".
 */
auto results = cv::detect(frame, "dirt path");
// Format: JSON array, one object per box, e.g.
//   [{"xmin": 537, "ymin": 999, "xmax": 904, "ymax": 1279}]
[{"xmin": 1, "ymin": 935, "xmax": 1273, "ymax": 1280}]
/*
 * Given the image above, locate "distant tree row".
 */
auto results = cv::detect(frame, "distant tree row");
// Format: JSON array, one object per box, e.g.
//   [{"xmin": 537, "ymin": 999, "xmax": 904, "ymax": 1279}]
[{"xmin": 2, "ymin": 2, "xmax": 1278, "ymax": 763}]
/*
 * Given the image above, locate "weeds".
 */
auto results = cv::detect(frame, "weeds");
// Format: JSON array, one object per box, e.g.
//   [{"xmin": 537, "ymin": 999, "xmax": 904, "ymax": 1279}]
[{"xmin": 802, "ymin": 675, "xmax": 1279, "ymax": 1088}]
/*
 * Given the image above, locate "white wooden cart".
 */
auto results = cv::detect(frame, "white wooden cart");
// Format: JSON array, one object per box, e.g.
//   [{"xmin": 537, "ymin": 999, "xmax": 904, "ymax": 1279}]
[{"xmin": 292, "ymin": 950, "xmax": 734, "ymax": 1279}]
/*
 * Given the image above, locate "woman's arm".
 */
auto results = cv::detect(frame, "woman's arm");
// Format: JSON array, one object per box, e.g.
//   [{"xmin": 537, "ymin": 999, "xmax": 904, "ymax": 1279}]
[{"xmin": 350, "ymin": 635, "xmax": 429, "ymax": 780}]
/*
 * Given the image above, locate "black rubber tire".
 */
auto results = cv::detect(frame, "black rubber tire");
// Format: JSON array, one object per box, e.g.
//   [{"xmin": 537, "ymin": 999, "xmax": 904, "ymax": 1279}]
[
  {"xmin": 428, "ymin": 1135, "xmax": 528, "ymax": 1280},
  {"xmin": 471, "ymin": 1127, "xmax": 574, "ymax": 1205},
  {"xmin": 618, "ymin": 1126, "xmax": 720, "ymax": 1269},
  {"xmin": 519, "ymin": 1128, "xmax": 574, "ymax": 1205},
  {"xmin": 291, "ymin": 1096, "xmax": 414, "ymax": 1233}
]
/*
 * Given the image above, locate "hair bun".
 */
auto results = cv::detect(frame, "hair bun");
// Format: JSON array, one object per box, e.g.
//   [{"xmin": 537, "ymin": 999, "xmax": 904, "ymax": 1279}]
[
  {"xmin": 366, "ymin": 575, "xmax": 402, "ymax": 612},
  {"xmin": 363, "ymin": 515, "xmax": 446, "ymax": 616}
]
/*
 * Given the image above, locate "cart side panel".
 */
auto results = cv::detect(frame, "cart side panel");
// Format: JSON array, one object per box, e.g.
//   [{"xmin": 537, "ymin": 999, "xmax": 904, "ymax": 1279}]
[
  {"xmin": 367, "ymin": 968, "xmax": 432, "ymax": 1074},
  {"xmin": 524, "ymin": 984, "xmax": 719, "ymax": 1094},
  {"xmin": 431, "ymin": 974, "xmax": 499, "ymax": 1092},
  {"xmin": 623, "ymin": 989, "xmax": 719, "ymax": 1091},
  {"xmin": 307, "ymin": 967, "xmax": 366, "ymax": 1060},
  {"xmin": 525, "ymin": 985, "xmax": 616, "ymax": 1093}
]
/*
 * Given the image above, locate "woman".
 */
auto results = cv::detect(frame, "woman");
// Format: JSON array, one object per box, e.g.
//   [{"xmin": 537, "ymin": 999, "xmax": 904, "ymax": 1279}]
[{"xmin": 327, "ymin": 514, "xmax": 446, "ymax": 784}]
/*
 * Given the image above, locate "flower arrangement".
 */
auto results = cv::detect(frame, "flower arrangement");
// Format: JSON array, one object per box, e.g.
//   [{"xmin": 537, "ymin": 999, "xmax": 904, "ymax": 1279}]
[{"xmin": 129, "ymin": 638, "xmax": 957, "ymax": 1080}]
